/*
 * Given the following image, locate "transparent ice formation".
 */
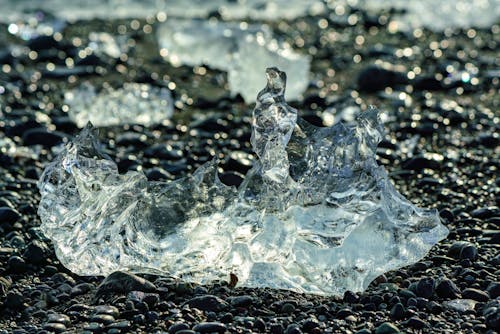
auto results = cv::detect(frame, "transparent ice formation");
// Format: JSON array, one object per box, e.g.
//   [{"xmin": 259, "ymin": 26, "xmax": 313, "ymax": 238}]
[
  {"xmin": 64, "ymin": 82, "xmax": 174, "ymax": 128},
  {"xmin": 158, "ymin": 19, "xmax": 310, "ymax": 102},
  {"xmin": 38, "ymin": 68, "xmax": 448, "ymax": 295}
]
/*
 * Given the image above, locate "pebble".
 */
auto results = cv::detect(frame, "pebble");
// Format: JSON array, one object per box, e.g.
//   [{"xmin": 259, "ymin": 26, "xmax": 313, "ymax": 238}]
[
  {"xmin": 462, "ymin": 288, "xmax": 490, "ymax": 302},
  {"xmin": 192, "ymin": 322, "xmax": 227, "ymax": 333},
  {"xmin": 185, "ymin": 295, "xmax": 227, "ymax": 312},
  {"xmin": 281, "ymin": 302, "xmax": 296, "ymax": 314},
  {"xmin": 95, "ymin": 271, "xmax": 156, "ymax": 297},
  {"xmin": 389, "ymin": 303, "xmax": 405, "ymax": 320},
  {"xmin": 22, "ymin": 128, "xmax": 66, "ymax": 147},
  {"xmin": 435, "ymin": 278, "xmax": 460, "ymax": 299},
  {"xmin": 23, "ymin": 240, "xmax": 50, "ymax": 265},
  {"xmin": 7, "ymin": 255, "xmax": 27, "ymax": 273},
  {"xmin": 84, "ymin": 322, "xmax": 104, "ymax": 332},
  {"xmin": 415, "ymin": 277, "xmax": 435, "ymax": 299},
  {"xmin": 0, "ymin": 207, "xmax": 21, "ymax": 224},
  {"xmin": 229, "ymin": 295, "xmax": 254, "ymax": 307},
  {"xmin": 168, "ymin": 322, "xmax": 190, "ymax": 333},
  {"xmin": 47, "ymin": 313, "xmax": 70, "ymax": 326},
  {"xmin": 374, "ymin": 322, "xmax": 400, "ymax": 334},
  {"xmin": 42, "ymin": 323, "xmax": 66, "ymax": 333},
  {"xmin": 357, "ymin": 64, "xmax": 408, "ymax": 92},
  {"xmin": 89, "ymin": 314, "xmax": 115, "ymax": 325},
  {"xmin": 4, "ymin": 290, "xmax": 25, "ymax": 310},
  {"xmin": 404, "ymin": 316, "xmax": 428, "ymax": 329},
  {"xmin": 486, "ymin": 282, "xmax": 500, "ymax": 299},
  {"xmin": 94, "ymin": 305, "xmax": 119, "ymax": 317}
]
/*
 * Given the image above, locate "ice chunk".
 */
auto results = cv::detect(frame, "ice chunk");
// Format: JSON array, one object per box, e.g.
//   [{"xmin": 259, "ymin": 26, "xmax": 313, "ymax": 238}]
[
  {"xmin": 64, "ymin": 82, "xmax": 174, "ymax": 128},
  {"xmin": 38, "ymin": 68, "xmax": 448, "ymax": 295},
  {"xmin": 158, "ymin": 19, "xmax": 309, "ymax": 101}
]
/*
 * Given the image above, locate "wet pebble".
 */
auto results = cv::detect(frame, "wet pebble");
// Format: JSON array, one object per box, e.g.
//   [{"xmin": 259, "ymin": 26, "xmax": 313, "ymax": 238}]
[
  {"xmin": 462, "ymin": 288, "xmax": 490, "ymax": 302},
  {"xmin": 185, "ymin": 295, "xmax": 227, "ymax": 312},
  {"xmin": 96, "ymin": 271, "xmax": 156, "ymax": 297},
  {"xmin": 374, "ymin": 322, "xmax": 400, "ymax": 334},
  {"xmin": 192, "ymin": 322, "xmax": 227, "ymax": 333},
  {"xmin": 42, "ymin": 323, "xmax": 66, "ymax": 333},
  {"xmin": 0, "ymin": 207, "xmax": 21, "ymax": 224},
  {"xmin": 435, "ymin": 278, "xmax": 460, "ymax": 299}
]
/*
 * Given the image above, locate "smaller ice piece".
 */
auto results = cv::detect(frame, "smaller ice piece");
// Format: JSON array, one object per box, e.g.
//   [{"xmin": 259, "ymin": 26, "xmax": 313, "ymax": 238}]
[
  {"xmin": 64, "ymin": 82, "xmax": 174, "ymax": 128},
  {"xmin": 38, "ymin": 68, "xmax": 448, "ymax": 295},
  {"xmin": 157, "ymin": 19, "xmax": 310, "ymax": 102}
]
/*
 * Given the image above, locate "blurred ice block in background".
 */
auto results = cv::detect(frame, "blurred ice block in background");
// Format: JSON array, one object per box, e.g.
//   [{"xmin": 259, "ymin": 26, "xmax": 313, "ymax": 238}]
[
  {"xmin": 64, "ymin": 82, "xmax": 174, "ymax": 128},
  {"xmin": 158, "ymin": 19, "xmax": 310, "ymax": 102}
]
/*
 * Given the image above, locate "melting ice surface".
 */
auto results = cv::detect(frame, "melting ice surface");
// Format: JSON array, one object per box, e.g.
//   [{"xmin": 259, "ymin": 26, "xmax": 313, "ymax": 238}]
[
  {"xmin": 64, "ymin": 82, "xmax": 173, "ymax": 128},
  {"xmin": 158, "ymin": 19, "xmax": 310, "ymax": 102},
  {"xmin": 38, "ymin": 68, "xmax": 448, "ymax": 295}
]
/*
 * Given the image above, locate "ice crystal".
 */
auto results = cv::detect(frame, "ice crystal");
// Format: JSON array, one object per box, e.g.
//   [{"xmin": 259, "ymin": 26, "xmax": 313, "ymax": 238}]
[
  {"xmin": 38, "ymin": 68, "xmax": 448, "ymax": 295},
  {"xmin": 64, "ymin": 82, "xmax": 173, "ymax": 128}
]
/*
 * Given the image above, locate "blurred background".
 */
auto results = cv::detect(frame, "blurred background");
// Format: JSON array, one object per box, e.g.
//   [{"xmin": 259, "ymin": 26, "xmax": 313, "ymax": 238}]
[{"xmin": 0, "ymin": 0, "xmax": 498, "ymax": 196}]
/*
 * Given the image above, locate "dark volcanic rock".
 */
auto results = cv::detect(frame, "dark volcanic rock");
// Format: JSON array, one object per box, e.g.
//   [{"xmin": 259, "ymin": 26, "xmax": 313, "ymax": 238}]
[
  {"xmin": 0, "ymin": 207, "xmax": 21, "ymax": 224},
  {"xmin": 357, "ymin": 64, "xmax": 408, "ymax": 92},
  {"xmin": 185, "ymin": 295, "xmax": 228, "ymax": 312},
  {"xmin": 96, "ymin": 271, "xmax": 156, "ymax": 297}
]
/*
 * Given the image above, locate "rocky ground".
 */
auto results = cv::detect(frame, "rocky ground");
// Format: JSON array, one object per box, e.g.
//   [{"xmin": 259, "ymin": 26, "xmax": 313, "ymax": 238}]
[{"xmin": 0, "ymin": 5, "xmax": 499, "ymax": 334}]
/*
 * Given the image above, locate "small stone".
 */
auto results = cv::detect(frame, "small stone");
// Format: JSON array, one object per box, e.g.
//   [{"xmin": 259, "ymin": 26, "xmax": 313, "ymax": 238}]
[
  {"xmin": 94, "ymin": 305, "xmax": 119, "ymax": 317},
  {"xmin": 390, "ymin": 303, "xmax": 405, "ymax": 320},
  {"xmin": 89, "ymin": 314, "xmax": 115, "ymax": 325},
  {"xmin": 96, "ymin": 271, "xmax": 156, "ymax": 297},
  {"xmin": 107, "ymin": 320, "xmax": 130, "ymax": 330},
  {"xmin": 357, "ymin": 64, "xmax": 408, "ymax": 92},
  {"xmin": 185, "ymin": 295, "xmax": 227, "ymax": 312},
  {"xmin": 43, "ymin": 323, "xmax": 66, "ymax": 333},
  {"xmin": 281, "ymin": 302, "xmax": 296, "ymax": 314},
  {"xmin": 462, "ymin": 288, "xmax": 490, "ymax": 302},
  {"xmin": 0, "ymin": 207, "xmax": 20, "ymax": 224},
  {"xmin": 435, "ymin": 279, "xmax": 460, "ymax": 299},
  {"xmin": 7, "ymin": 256, "xmax": 27, "ymax": 273},
  {"xmin": 229, "ymin": 295, "xmax": 254, "ymax": 308},
  {"xmin": 459, "ymin": 244, "xmax": 478, "ymax": 261},
  {"xmin": 84, "ymin": 322, "xmax": 104, "ymax": 332},
  {"xmin": 415, "ymin": 277, "xmax": 435, "ymax": 299},
  {"xmin": 4, "ymin": 290, "xmax": 25, "ymax": 310},
  {"xmin": 375, "ymin": 322, "xmax": 400, "ymax": 334},
  {"xmin": 71, "ymin": 282, "xmax": 94, "ymax": 296},
  {"xmin": 404, "ymin": 317, "xmax": 428, "ymax": 329},
  {"xmin": 486, "ymin": 282, "xmax": 500, "ymax": 299},
  {"xmin": 23, "ymin": 240, "xmax": 50, "ymax": 265},
  {"xmin": 285, "ymin": 323, "xmax": 302, "ymax": 334},
  {"xmin": 47, "ymin": 313, "xmax": 70, "ymax": 326},
  {"xmin": 22, "ymin": 128, "xmax": 66, "ymax": 147},
  {"xmin": 168, "ymin": 322, "xmax": 190, "ymax": 333},
  {"xmin": 192, "ymin": 322, "xmax": 227, "ymax": 333},
  {"xmin": 0, "ymin": 277, "xmax": 12, "ymax": 297}
]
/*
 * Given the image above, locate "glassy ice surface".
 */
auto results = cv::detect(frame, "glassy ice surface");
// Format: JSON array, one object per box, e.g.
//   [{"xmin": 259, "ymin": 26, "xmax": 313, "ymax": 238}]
[
  {"xmin": 158, "ymin": 19, "xmax": 310, "ymax": 102},
  {"xmin": 38, "ymin": 68, "xmax": 448, "ymax": 295},
  {"xmin": 64, "ymin": 82, "xmax": 173, "ymax": 128},
  {"xmin": 0, "ymin": 0, "xmax": 324, "ymax": 22}
]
